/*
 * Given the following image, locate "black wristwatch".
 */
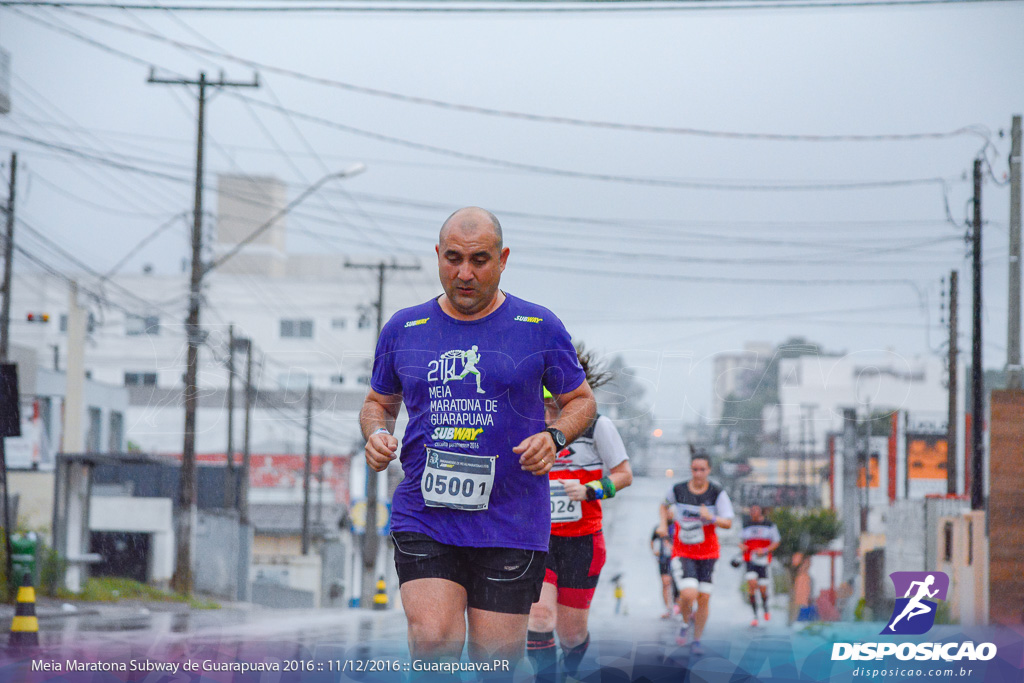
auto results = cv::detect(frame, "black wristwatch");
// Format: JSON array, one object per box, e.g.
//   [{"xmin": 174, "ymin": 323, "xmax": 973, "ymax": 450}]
[{"xmin": 545, "ymin": 427, "xmax": 567, "ymax": 450}]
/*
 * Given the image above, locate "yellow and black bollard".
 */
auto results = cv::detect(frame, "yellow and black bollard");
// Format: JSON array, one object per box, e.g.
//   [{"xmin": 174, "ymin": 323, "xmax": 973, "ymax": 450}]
[
  {"xmin": 9, "ymin": 577, "xmax": 40, "ymax": 648},
  {"xmin": 372, "ymin": 576, "xmax": 388, "ymax": 610}
]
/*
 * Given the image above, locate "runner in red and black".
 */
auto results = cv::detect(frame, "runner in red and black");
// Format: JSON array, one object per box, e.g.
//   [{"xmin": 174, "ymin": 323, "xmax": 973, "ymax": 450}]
[
  {"xmin": 656, "ymin": 451, "xmax": 734, "ymax": 655},
  {"xmin": 738, "ymin": 504, "xmax": 780, "ymax": 627},
  {"xmin": 527, "ymin": 348, "xmax": 633, "ymax": 682}
]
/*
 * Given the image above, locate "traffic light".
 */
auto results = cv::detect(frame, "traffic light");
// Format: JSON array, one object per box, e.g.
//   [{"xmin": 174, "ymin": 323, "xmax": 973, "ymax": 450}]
[{"xmin": 25, "ymin": 313, "xmax": 50, "ymax": 323}]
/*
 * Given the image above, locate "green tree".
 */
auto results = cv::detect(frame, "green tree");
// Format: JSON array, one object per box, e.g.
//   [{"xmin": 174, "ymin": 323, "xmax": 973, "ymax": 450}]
[{"xmin": 769, "ymin": 507, "xmax": 841, "ymax": 623}]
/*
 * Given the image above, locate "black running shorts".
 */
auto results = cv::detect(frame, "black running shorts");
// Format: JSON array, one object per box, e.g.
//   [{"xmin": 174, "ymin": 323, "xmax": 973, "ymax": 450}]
[{"xmin": 392, "ymin": 531, "xmax": 546, "ymax": 615}]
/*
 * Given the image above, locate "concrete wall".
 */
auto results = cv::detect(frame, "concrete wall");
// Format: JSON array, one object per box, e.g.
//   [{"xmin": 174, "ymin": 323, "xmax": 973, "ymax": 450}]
[
  {"xmin": 251, "ymin": 552, "xmax": 322, "ymax": 607},
  {"xmin": 8, "ymin": 470, "xmax": 55, "ymax": 536},
  {"xmin": 89, "ymin": 495, "xmax": 173, "ymax": 582},
  {"xmin": 885, "ymin": 500, "xmax": 926, "ymax": 578},
  {"xmin": 923, "ymin": 496, "xmax": 969, "ymax": 570},
  {"xmin": 254, "ymin": 534, "xmax": 303, "ymax": 557},
  {"xmin": 936, "ymin": 510, "xmax": 988, "ymax": 626},
  {"xmin": 319, "ymin": 536, "xmax": 349, "ymax": 609},
  {"xmin": 195, "ymin": 511, "xmax": 249, "ymax": 601}
]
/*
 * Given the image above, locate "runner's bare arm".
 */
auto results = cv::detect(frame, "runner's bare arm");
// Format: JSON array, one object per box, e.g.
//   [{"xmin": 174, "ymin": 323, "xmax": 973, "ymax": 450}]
[
  {"xmin": 514, "ymin": 380, "xmax": 596, "ymax": 475},
  {"xmin": 551, "ymin": 379, "xmax": 598, "ymax": 443},
  {"xmin": 360, "ymin": 389, "xmax": 403, "ymax": 472},
  {"xmin": 608, "ymin": 460, "xmax": 633, "ymax": 492}
]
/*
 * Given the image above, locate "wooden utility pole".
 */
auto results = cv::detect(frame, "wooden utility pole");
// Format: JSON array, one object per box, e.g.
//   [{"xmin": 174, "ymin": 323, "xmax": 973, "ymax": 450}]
[
  {"xmin": 970, "ymin": 159, "xmax": 984, "ymax": 511},
  {"xmin": 1007, "ymin": 115, "xmax": 1022, "ymax": 389},
  {"xmin": 0, "ymin": 152, "xmax": 16, "ymax": 361},
  {"xmin": 225, "ymin": 324, "xmax": 236, "ymax": 509},
  {"xmin": 301, "ymin": 383, "xmax": 313, "ymax": 555},
  {"xmin": 947, "ymin": 271, "xmax": 958, "ymax": 495},
  {"xmin": 241, "ymin": 339, "xmax": 254, "ymax": 525},
  {"xmin": 345, "ymin": 259, "xmax": 420, "ymax": 608},
  {"xmin": 148, "ymin": 70, "xmax": 258, "ymax": 595}
]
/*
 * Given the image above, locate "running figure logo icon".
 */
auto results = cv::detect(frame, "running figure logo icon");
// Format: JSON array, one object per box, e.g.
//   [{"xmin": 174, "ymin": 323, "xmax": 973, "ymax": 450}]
[
  {"xmin": 881, "ymin": 571, "xmax": 949, "ymax": 635},
  {"xmin": 441, "ymin": 346, "xmax": 486, "ymax": 394}
]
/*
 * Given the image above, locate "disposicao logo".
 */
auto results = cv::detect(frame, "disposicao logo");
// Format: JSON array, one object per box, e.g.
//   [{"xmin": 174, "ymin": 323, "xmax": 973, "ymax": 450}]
[
  {"xmin": 882, "ymin": 571, "xmax": 949, "ymax": 635},
  {"xmin": 831, "ymin": 571, "xmax": 997, "ymax": 663}
]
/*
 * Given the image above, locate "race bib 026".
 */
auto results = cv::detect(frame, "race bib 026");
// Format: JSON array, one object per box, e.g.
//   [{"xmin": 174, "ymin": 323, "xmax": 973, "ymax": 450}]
[
  {"xmin": 422, "ymin": 447, "xmax": 496, "ymax": 511},
  {"xmin": 549, "ymin": 480, "xmax": 582, "ymax": 524}
]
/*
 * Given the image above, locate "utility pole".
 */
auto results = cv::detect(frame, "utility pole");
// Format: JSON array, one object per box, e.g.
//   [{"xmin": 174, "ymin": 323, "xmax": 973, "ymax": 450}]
[
  {"xmin": 970, "ymin": 159, "xmax": 985, "ymax": 511},
  {"xmin": 863, "ymin": 401, "xmax": 872, "ymax": 533},
  {"xmin": 0, "ymin": 153, "xmax": 18, "ymax": 596},
  {"xmin": 798, "ymin": 407, "xmax": 806, "ymax": 505},
  {"xmin": 224, "ymin": 324, "xmax": 236, "ymax": 510},
  {"xmin": 1008, "ymin": 115, "xmax": 1022, "ymax": 389},
  {"xmin": 947, "ymin": 271, "xmax": 959, "ymax": 495},
  {"xmin": 0, "ymin": 152, "xmax": 17, "ymax": 360},
  {"xmin": 316, "ymin": 451, "xmax": 325, "ymax": 527},
  {"xmin": 841, "ymin": 408, "xmax": 860, "ymax": 619},
  {"xmin": 345, "ymin": 259, "xmax": 421, "ymax": 608},
  {"xmin": 301, "ymin": 383, "xmax": 313, "ymax": 555},
  {"xmin": 240, "ymin": 338, "xmax": 254, "ymax": 525},
  {"xmin": 783, "ymin": 435, "xmax": 791, "ymax": 490},
  {"xmin": 148, "ymin": 70, "xmax": 258, "ymax": 595}
]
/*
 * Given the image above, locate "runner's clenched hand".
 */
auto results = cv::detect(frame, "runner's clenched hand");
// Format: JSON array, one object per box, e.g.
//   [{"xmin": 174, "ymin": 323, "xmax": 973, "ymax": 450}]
[
  {"xmin": 366, "ymin": 431, "xmax": 398, "ymax": 472},
  {"xmin": 514, "ymin": 432, "xmax": 556, "ymax": 475}
]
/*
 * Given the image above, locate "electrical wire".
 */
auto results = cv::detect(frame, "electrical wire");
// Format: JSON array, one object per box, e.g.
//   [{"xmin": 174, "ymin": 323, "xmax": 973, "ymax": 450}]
[
  {"xmin": 11, "ymin": 9, "xmax": 981, "ymax": 195},
  {"xmin": 50, "ymin": 6, "xmax": 995, "ymax": 144},
  {"xmin": 4, "ymin": 0, "xmax": 1021, "ymax": 12}
]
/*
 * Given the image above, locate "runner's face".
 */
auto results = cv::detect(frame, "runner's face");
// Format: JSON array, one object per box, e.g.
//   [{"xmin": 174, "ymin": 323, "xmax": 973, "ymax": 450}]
[
  {"xmin": 436, "ymin": 222, "xmax": 509, "ymax": 316},
  {"xmin": 690, "ymin": 459, "xmax": 710, "ymax": 484}
]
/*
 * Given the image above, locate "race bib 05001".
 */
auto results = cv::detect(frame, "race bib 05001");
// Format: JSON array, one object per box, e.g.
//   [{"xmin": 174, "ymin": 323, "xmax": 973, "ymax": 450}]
[{"xmin": 422, "ymin": 447, "xmax": 496, "ymax": 511}]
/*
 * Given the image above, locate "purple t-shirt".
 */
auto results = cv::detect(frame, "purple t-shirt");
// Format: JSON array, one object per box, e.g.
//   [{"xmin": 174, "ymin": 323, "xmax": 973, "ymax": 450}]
[{"xmin": 371, "ymin": 294, "xmax": 586, "ymax": 551}]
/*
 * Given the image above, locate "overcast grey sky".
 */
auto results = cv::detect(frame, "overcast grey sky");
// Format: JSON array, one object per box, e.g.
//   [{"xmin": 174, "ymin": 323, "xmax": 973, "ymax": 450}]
[{"xmin": 2, "ymin": 1, "xmax": 1023, "ymax": 422}]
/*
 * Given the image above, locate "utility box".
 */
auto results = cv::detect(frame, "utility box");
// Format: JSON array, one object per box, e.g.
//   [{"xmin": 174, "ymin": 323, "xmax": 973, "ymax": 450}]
[{"xmin": 10, "ymin": 532, "xmax": 39, "ymax": 586}]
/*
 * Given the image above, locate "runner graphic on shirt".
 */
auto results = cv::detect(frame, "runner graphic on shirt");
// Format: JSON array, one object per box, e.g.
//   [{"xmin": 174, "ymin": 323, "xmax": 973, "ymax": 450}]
[{"xmin": 442, "ymin": 345, "xmax": 486, "ymax": 394}]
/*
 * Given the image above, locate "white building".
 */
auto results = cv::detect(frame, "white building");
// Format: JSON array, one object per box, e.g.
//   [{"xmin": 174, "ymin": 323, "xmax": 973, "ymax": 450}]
[
  {"xmin": 772, "ymin": 350, "xmax": 954, "ymax": 456},
  {"xmin": 7, "ymin": 174, "xmax": 440, "ymax": 461},
  {"xmin": 710, "ymin": 341, "xmax": 774, "ymax": 421}
]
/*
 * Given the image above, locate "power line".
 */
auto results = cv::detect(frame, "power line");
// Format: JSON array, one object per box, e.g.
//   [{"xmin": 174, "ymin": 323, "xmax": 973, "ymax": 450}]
[
  {"xmin": 4, "ymin": 0, "xmax": 1021, "ymax": 11},
  {"xmin": 10, "ymin": 10, "xmax": 985, "ymax": 195},
  {"xmin": 233, "ymin": 94, "xmax": 961, "ymax": 192},
  {"xmin": 49, "ymin": 7, "xmax": 995, "ymax": 144}
]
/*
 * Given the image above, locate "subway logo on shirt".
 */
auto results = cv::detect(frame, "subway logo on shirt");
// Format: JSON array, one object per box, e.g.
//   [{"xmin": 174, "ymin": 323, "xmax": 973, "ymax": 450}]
[{"xmin": 431, "ymin": 427, "xmax": 485, "ymax": 442}]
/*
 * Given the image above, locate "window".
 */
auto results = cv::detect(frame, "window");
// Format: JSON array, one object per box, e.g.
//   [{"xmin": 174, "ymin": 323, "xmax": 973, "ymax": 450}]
[
  {"xmin": 278, "ymin": 371, "xmax": 311, "ymax": 391},
  {"xmin": 126, "ymin": 314, "xmax": 160, "ymax": 336},
  {"xmin": 108, "ymin": 412, "xmax": 124, "ymax": 453},
  {"xmin": 86, "ymin": 407, "xmax": 102, "ymax": 452},
  {"xmin": 280, "ymin": 319, "xmax": 314, "ymax": 339},
  {"xmin": 357, "ymin": 305, "xmax": 373, "ymax": 330},
  {"xmin": 330, "ymin": 374, "xmax": 345, "ymax": 385},
  {"xmin": 356, "ymin": 375, "xmax": 371, "ymax": 386},
  {"xmin": 61, "ymin": 312, "xmax": 96, "ymax": 334},
  {"xmin": 124, "ymin": 372, "xmax": 158, "ymax": 387},
  {"xmin": 943, "ymin": 522, "xmax": 953, "ymax": 563},
  {"xmin": 967, "ymin": 521, "xmax": 973, "ymax": 565},
  {"xmin": 331, "ymin": 318, "xmax": 347, "ymax": 330}
]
